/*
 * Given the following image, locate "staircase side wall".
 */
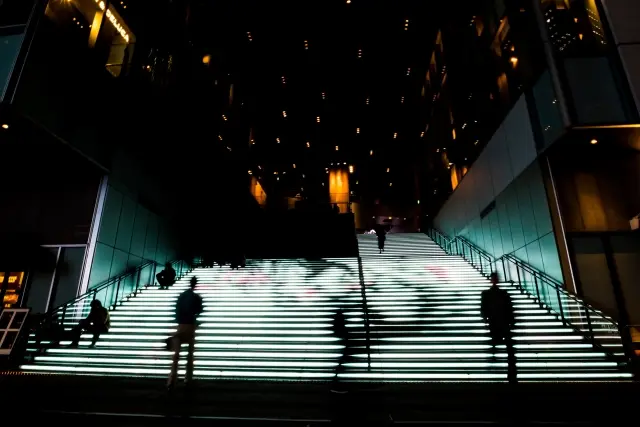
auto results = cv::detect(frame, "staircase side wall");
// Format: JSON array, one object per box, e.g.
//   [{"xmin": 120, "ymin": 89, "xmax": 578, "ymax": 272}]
[{"xmin": 434, "ymin": 95, "xmax": 564, "ymax": 283}]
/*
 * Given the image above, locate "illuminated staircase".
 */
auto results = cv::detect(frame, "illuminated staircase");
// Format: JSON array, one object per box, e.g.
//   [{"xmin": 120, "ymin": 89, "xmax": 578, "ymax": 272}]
[{"xmin": 21, "ymin": 233, "xmax": 631, "ymax": 381}]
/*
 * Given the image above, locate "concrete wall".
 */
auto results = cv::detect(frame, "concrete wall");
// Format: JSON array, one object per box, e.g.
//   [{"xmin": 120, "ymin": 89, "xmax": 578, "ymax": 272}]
[{"xmin": 434, "ymin": 94, "xmax": 563, "ymax": 282}]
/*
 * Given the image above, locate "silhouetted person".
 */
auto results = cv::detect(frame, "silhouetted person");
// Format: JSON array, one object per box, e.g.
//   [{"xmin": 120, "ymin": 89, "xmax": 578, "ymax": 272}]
[
  {"xmin": 69, "ymin": 300, "xmax": 110, "ymax": 347},
  {"xmin": 332, "ymin": 203, "xmax": 340, "ymax": 215},
  {"xmin": 35, "ymin": 314, "xmax": 65, "ymax": 350},
  {"xmin": 157, "ymin": 262, "xmax": 176, "ymax": 290},
  {"xmin": 377, "ymin": 227, "xmax": 386, "ymax": 254},
  {"xmin": 481, "ymin": 272, "xmax": 517, "ymax": 383},
  {"xmin": 331, "ymin": 309, "xmax": 350, "ymax": 393},
  {"xmin": 167, "ymin": 276, "xmax": 203, "ymax": 389}
]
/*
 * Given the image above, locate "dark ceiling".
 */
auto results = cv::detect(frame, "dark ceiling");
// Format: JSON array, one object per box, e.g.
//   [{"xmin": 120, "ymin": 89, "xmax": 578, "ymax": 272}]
[{"xmin": 131, "ymin": 0, "xmax": 447, "ymax": 208}]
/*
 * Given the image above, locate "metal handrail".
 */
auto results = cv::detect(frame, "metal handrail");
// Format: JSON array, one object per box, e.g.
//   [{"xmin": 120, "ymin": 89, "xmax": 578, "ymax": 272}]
[
  {"xmin": 496, "ymin": 253, "xmax": 622, "ymax": 358},
  {"xmin": 35, "ymin": 258, "xmax": 191, "ymax": 332},
  {"xmin": 428, "ymin": 228, "xmax": 452, "ymax": 253},
  {"xmin": 427, "ymin": 229, "xmax": 492, "ymax": 276},
  {"xmin": 428, "ymin": 228, "xmax": 626, "ymax": 362}
]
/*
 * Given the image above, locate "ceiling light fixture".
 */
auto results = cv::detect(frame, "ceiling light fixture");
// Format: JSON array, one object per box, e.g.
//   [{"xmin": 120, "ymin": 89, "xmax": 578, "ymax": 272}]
[
  {"xmin": 1, "ymin": 124, "xmax": 8, "ymax": 130},
  {"xmin": 590, "ymin": 138, "xmax": 598, "ymax": 145}
]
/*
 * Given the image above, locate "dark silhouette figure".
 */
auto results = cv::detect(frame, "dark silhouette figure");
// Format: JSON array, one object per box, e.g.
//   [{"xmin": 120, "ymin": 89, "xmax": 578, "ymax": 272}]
[
  {"xmin": 481, "ymin": 272, "xmax": 517, "ymax": 383},
  {"xmin": 167, "ymin": 276, "xmax": 203, "ymax": 389},
  {"xmin": 377, "ymin": 227, "xmax": 386, "ymax": 254},
  {"xmin": 331, "ymin": 309, "xmax": 350, "ymax": 393},
  {"xmin": 230, "ymin": 252, "xmax": 246, "ymax": 270},
  {"xmin": 35, "ymin": 314, "xmax": 65, "ymax": 349},
  {"xmin": 157, "ymin": 262, "xmax": 176, "ymax": 289},
  {"xmin": 332, "ymin": 203, "xmax": 340, "ymax": 215},
  {"xmin": 69, "ymin": 300, "xmax": 110, "ymax": 347}
]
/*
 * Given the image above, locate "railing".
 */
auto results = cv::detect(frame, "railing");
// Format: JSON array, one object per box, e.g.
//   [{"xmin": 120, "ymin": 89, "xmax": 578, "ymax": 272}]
[
  {"xmin": 452, "ymin": 236, "xmax": 493, "ymax": 277},
  {"xmin": 495, "ymin": 253, "xmax": 623, "ymax": 358},
  {"xmin": 429, "ymin": 228, "xmax": 452, "ymax": 253},
  {"xmin": 36, "ymin": 259, "xmax": 191, "ymax": 333},
  {"xmin": 427, "ymin": 228, "xmax": 628, "ymax": 362},
  {"xmin": 427, "ymin": 230, "xmax": 492, "ymax": 276}
]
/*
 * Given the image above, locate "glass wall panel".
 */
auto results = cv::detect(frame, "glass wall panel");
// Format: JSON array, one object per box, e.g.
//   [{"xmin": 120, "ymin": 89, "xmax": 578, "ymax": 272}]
[{"xmin": 87, "ymin": 184, "xmax": 176, "ymax": 291}]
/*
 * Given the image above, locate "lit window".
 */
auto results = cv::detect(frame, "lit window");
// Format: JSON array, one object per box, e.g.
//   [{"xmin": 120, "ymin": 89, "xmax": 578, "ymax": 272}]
[
  {"xmin": 247, "ymin": 31, "xmax": 253, "ymax": 41},
  {"xmin": 356, "ymin": 127, "xmax": 360, "ymax": 134},
  {"xmin": 282, "ymin": 76, "xmax": 286, "ymax": 84},
  {"xmin": 282, "ymin": 111, "xmax": 287, "ymax": 118},
  {"xmin": 316, "ymin": 116, "xmax": 321, "ymax": 123},
  {"xmin": 406, "ymin": 67, "xmax": 411, "ymax": 76},
  {"xmin": 358, "ymin": 49, "xmax": 363, "ymax": 58},
  {"xmin": 366, "ymin": 97, "xmax": 370, "ymax": 105},
  {"xmin": 420, "ymin": 131, "xmax": 425, "ymax": 137},
  {"xmin": 248, "ymin": 170, "xmax": 252, "ymax": 175},
  {"xmin": 370, "ymin": 150, "xmax": 374, "ymax": 156},
  {"xmin": 401, "ymin": 96, "xmax": 405, "ymax": 104},
  {"xmin": 590, "ymin": 139, "xmax": 598, "ymax": 145},
  {"xmin": 349, "ymin": 165, "xmax": 354, "ymax": 173},
  {"xmin": 202, "ymin": 54, "xmax": 211, "ymax": 64},
  {"xmin": 1, "ymin": 124, "xmax": 9, "ymax": 130},
  {"xmin": 335, "ymin": 145, "xmax": 339, "ymax": 151},
  {"xmin": 293, "ymin": 163, "xmax": 296, "ymax": 169},
  {"xmin": 322, "ymin": 92, "xmax": 326, "ymax": 100},
  {"xmin": 276, "ymin": 137, "xmax": 280, "ymax": 143},
  {"xmin": 222, "ymin": 114, "xmax": 228, "ymax": 121},
  {"xmin": 304, "ymin": 40, "xmax": 309, "ymax": 50},
  {"xmin": 393, "ymin": 132, "xmax": 398, "ymax": 139},
  {"xmin": 389, "ymin": 183, "xmax": 393, "ymax": 187},
  {"xmin": 386, "ymin": 168, "xmax": 390, "ymax": 173},
  {"xmin": 218, "ymin": 135, "xmax": 223, "ymax": 141},
  {"xmin": 404, "ymin": 19, "xmax": 409, "ymax": 30},
  {"xmin": 306, "ymin": 141, "xmax": 311, "ymax": 148}
]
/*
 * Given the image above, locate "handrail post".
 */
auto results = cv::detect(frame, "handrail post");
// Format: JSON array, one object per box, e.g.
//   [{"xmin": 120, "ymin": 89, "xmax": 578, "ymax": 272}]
[
  {"xmin": 501, "ymin": 258, "xmax": 507, "ymax": 283},
  {"xmin": 135, "ymin": 265, "xmax": 142, "ymax": 296},
  {"xmin": 515, "ymin": 264, "xmax": 522, "ymax": 291},
  {"xmin": 582, "ymin": 298, "xmax": 595, "ymax": 345},
  {"xmin": 533, "ymin": 272, "xmax": 542, "ymax": 304},
  {"xmin": 114, "ymin": 278, "xmax": 121, "ymax": 310},
  {"xmin": 356, "ymin": 256, "xmax": 371, "ymax": 372}
]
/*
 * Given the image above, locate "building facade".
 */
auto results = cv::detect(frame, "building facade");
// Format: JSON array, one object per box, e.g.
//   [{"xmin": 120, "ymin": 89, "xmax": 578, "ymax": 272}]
[
  {"xmin": 0, "ymin": 0, "xmax": 248, "ymax": 313},
  {"xmin": 427, "ymin": 0, "xmax": 640, "ymax": 336}
]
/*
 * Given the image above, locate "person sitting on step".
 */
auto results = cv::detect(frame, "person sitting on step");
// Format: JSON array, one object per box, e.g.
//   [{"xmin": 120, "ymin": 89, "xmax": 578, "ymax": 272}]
[{"xmin": 69, "ymin": 299, "xmax": 110, "ymax": 348}]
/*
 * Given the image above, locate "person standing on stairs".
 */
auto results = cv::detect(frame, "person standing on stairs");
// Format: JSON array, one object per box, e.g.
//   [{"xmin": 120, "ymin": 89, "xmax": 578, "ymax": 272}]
[
  {"xmin": 377, "ymin": 227, "xmax": 386, "ymax": 254},
  {"xmin": 167, "ymin": 276, "xmax": 203, "ymax": 389},
  {"xmin": 157, "ymin": 262, "xmax": 177, "ymax": 290},
  {"xmin": 331, "ymin": 309, "xmax": 350, "ymax": 393},
  {"xmin": 481, "ymin": 272, "xmax": 517, "ymax": 383}
]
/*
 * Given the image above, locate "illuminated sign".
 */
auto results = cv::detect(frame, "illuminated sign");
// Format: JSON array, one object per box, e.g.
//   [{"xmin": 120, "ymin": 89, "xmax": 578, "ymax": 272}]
[{"xmin": 96, "ymin": 0, "xmax": 130, "ymax": 43}]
